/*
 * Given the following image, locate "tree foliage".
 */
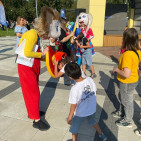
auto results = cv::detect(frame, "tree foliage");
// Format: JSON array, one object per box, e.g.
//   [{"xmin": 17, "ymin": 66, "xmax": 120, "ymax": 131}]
[
  {"xmin": 1, "ymin": 0, "xmax": 75, "ymax": 22},
  {"xmin": 106, "ymin": 0, "xmax": 126, "ymax": 4}
]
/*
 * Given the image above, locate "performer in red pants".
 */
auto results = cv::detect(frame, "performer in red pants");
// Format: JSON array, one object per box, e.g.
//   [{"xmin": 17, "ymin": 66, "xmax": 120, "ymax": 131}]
[
  {"xmin": 18, "ymin": 56, "xmax": 41, "ymax": 120},
  {"xmin": 16, "ymin": 6, "xmax": 61, "ymax": 131}
]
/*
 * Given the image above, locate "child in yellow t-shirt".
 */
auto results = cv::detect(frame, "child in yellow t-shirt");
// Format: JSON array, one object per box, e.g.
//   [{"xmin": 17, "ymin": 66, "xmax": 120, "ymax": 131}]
[{"xmin": 112, "ymin": 28, "xmax": 141, "ymax": 128}]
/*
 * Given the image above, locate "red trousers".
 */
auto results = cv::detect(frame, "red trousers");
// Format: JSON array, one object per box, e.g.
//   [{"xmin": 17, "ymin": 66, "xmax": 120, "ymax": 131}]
[{"xmin": 18, "ymin": 58, "xmax": 40, "ymax": 120}]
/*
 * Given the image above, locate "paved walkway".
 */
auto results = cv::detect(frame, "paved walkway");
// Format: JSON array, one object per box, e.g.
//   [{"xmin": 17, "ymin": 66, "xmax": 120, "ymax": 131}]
[{"xmin": 0, "ymin": 36, "xmax": 141, "ymax": 141}]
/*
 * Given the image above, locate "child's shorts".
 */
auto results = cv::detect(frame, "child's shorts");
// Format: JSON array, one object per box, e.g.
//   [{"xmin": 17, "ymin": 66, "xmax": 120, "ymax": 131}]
[
  {"xmin": 82, "ymin": 48, "xmax": 92, "ymax": 66},
  {"xmin": 69, "ymin": 113, "xmax": 97, "ymax": 134}
]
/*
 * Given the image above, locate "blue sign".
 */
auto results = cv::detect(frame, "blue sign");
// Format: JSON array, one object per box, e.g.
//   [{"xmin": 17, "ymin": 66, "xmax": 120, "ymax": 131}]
[{"xmin": 61, "ymin": 9, "xmax": 66, "ymax": 19}]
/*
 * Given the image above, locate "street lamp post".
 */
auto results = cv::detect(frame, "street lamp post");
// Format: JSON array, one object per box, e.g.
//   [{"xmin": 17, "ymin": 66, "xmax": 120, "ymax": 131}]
[{"xmin": 35, "ymin": 0, "xmax": 38, "ymax": 18}]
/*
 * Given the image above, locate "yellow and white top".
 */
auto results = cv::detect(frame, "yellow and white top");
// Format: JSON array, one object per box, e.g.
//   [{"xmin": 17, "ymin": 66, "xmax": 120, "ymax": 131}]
[{"xmin": 117, "ymin": 50, "xmax": 141, "ymax": 83}]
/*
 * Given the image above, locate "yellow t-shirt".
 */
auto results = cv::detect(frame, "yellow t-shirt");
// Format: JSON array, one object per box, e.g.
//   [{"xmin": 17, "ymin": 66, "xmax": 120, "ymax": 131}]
[
  {"xmin": 19, "ymin": 29, "xmax": 42, "ymax": 58},
  {"xmin": 117, "ymin": 50, "xmax": 141, "ymax": 83}
]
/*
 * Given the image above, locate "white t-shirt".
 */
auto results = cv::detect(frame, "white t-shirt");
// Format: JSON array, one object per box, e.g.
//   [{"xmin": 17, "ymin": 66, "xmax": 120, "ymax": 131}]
[
  {"xmin": 69, "ymin": 77, "xmax": 96, "ymax": 117},
  {"xmin": 60, "ymin": 64, "xmax": 86, "ymax": 78}
]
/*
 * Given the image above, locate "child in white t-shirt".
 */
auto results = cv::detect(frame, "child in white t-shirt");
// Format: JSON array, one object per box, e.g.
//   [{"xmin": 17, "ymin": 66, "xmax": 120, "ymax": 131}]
[{"xmin": 64, "ymin": 62, "xmax": 107, "ymax": 141}]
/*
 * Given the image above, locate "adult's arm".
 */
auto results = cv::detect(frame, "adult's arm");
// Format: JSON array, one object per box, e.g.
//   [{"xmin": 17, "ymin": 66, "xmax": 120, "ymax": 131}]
[
  {"xmin": 60, "ymin": 32, "xmax": 74, "ymax": 43},
  {"xmin": 19, "ymin": 30, "xmax": 43, "ymax": 58}
]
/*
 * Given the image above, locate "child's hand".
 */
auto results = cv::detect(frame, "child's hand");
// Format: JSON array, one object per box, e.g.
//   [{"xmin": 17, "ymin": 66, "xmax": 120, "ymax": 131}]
[
  {"xmin": 53, "ymin": 58, "xmax": 58, "ymax": 66},
  {"xmin": 113, "ymin": 68, "xmax": 118, "ymax": 73},
  {"xmin": 67, "ymin": 117, "xmax": 72, "ymax": 125}
]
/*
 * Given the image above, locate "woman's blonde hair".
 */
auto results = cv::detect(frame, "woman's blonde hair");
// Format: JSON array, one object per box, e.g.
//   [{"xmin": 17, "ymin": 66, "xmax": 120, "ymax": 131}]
[
  {"xmin": 16, "ymin": 16, "xmax": 23, "ymax": 25},
  {"xmin": 34, "ymin": 6, "xmax": 61, "ymax": 36}
]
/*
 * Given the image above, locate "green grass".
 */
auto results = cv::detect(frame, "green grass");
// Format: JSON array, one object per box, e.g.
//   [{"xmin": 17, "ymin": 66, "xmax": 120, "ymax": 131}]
[{"xmin": 0, "ymin": 29, "xmax": 16, "ymax": 37}]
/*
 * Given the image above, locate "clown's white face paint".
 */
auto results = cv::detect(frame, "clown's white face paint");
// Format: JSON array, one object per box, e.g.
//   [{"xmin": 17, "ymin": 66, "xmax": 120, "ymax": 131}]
[
  {"xmin": 78, "ymin": 13, "xmax": 88, "ymax": 26},
  {"xmin": 49, "ymin": 20, "xmax": 61, "ymax": 38}
]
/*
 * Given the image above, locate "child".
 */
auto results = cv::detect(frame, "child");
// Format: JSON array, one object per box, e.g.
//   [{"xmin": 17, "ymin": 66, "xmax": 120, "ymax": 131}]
[
  {"xmin": 112, "ymin": 28, "xmax": 141, "ymax": 127},
  {"xmin": 75, "ymin": 32, "xmax": 96, "ymax": 78},
  {"xmin": 64, "ymin": 62, "xmax": 107, "ymax": 141},
  {"xmin": 53, "ymin": 52, "xmax": 85, "ymax": 85},
  {"xmin": 53, "ymin": 52, "xmax": 69, "ymax": 78}
]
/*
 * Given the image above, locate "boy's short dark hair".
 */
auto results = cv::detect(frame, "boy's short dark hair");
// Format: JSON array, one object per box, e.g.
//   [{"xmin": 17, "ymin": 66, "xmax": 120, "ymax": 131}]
[{"xmin": 64, "ymin": 62, "xmax": 81, "ymax": 80}]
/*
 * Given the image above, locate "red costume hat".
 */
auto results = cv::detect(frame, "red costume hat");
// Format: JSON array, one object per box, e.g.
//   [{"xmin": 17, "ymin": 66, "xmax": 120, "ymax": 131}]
[{"xmin": 55, "ymin": 52, "xmax": 67, "ymax": 61}]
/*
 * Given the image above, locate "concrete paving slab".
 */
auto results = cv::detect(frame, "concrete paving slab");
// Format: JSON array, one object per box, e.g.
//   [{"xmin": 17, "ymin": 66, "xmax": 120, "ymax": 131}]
[
  {"xmin": 47, "ymin": 110, "xmax": 69, "ymax": 130},
  {"xmin": 118, "ymin": 127, "xmax": 141, "ymax": 141},
  {"xmin": 0, "ymin": 100, "xmax": 27, "ymax": 119},
  {"xmin": 0, "ymin": 80, "xmax": 14, "ymax": 91},
  {"xmin": 1, "ymin": 120, "xmax": 37, "ymax": 141},
  {"xmin": 0, "ymin": 115, "xmax": 17, "ymax": 137},
  {"xmin": 1, "ymin": 88, "xmax": 23, "ymax": 103},
  {"xmin": 32, "ymin": 127, "xmax": 68, "ymax": 141}
]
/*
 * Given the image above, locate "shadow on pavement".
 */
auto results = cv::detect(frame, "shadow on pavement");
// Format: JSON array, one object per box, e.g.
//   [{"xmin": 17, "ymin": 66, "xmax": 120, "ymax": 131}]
[
  {"xmin": 134, "ymin": 102, "xmax": 141, "ymax": 129},
  {"xmin": 99, "ymin": 71, "xmax": 120, "ymax": 111},
  {"xmin": 110, "ymin": 55, "xmax": 118, "ymax": 64},
  {"xmin": 98, "ymin": 71, "xmax": 120, "ymax": 141},
  {"xmin": 94, "ymin": 104, "xmax": 118, "ymax": 141},
  {"xmin": 136, "ymin": 77, "xmax": 141, "ymax": 97},
  {"xmin": 0, "ymin": 47, "xmax": 13, "ymax": 53},
  {"xmin": 39, "ymin": 77, "xmax": 59, "ymax": 125}
]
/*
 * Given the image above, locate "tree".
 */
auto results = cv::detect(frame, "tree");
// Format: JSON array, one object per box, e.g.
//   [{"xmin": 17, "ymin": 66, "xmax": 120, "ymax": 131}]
[
  {"xmin": 106, "ymin": 0, "xmax": 125, "ymax": 4},
  {"xmin": 1, "ymin": 0, "xmax": 75, "ymax": 22}
]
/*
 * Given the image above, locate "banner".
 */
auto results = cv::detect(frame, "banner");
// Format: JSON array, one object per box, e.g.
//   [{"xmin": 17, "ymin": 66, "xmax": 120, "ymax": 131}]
[
  {"xmin": 61, "ymin": 9, "xmax": 66, "ymax": 19},
  {"xmin": 0, "ymin": 1, "xmax": 7, "ymax": 27}
]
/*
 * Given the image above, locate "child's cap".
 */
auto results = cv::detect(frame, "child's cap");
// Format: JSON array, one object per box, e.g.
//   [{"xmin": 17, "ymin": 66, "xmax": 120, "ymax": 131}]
[{"xmin": 55, "ymin": 52, "xmax": 67, "ymax": 61}]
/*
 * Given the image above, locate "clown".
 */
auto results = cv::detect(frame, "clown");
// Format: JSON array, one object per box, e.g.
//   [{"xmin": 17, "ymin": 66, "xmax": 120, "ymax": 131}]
[
  {"xmin": 76, "ymin": 12, "xmax": 95, "ymax": 66},
  {"xmin": 76, "ymin": 12, "xmax": 94, "ymax": 42},
  {"xmin": 16, "ymin": 6, "xmax": 61, "ymax": 131}
]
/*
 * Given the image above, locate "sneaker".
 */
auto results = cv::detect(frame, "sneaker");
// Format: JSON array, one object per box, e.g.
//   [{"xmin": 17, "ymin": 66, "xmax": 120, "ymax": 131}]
[
  {"xmin": 33, "ymin": 119, "xmax": 50, "ymax": 131},
  {"xmin": 115, "ymin": 118, "xmax": 132, "ymax": 128},
  {"xmin": 135, "ymin": 129, "xmax": 141, "ymax": 136},
  {"xmin": 90, "ymin": 73, "xmax": 97, "ymax": 79},
  {"xmin": 99, "ymin": 133, "xmax": 107, "ymax": 141},
  {"xmin": 111, "ymin": 111, "xmax": 124, "ymax": 118}
]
